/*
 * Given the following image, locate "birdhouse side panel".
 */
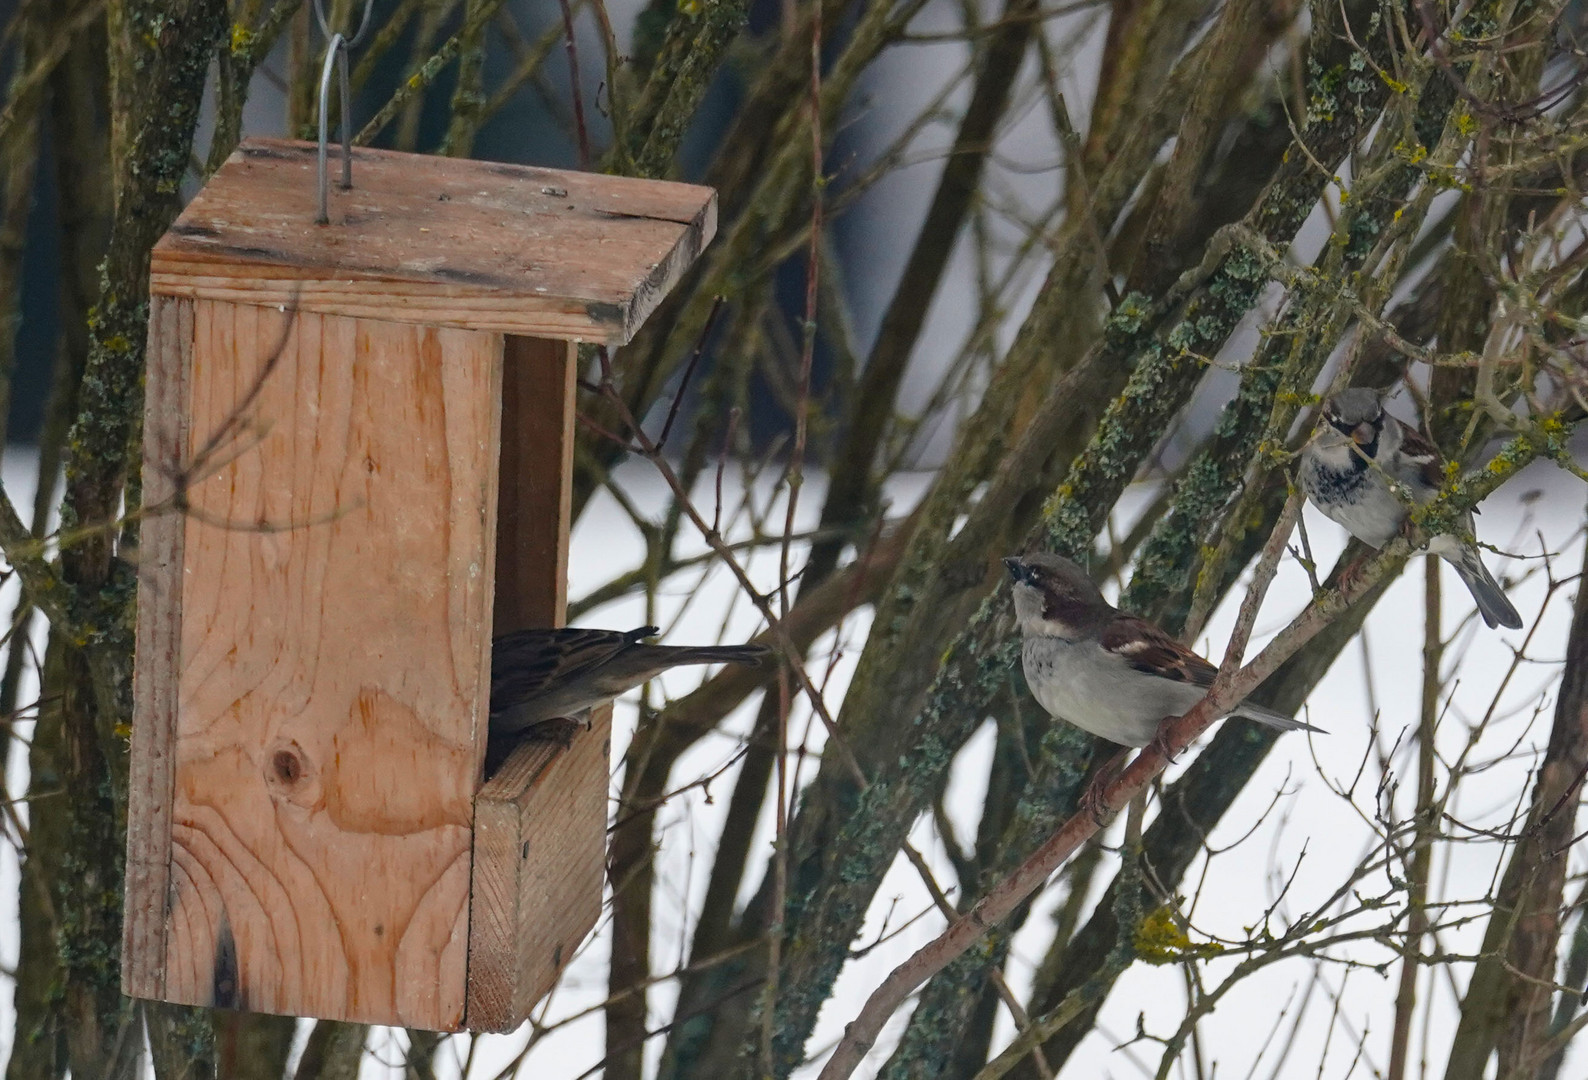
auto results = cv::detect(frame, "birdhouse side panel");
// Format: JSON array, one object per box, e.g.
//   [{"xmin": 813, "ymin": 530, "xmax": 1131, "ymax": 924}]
[
  {"xmin": 493, "ymin": 335, "xmax": 576, "ymax": 636},
  {"xmin": 125, "ymin": 296, "xmax": 196, "ymax": 1000},
  {"xmin": 148, "ymin": 300, "xmax": 502, "ymax": 1029}
]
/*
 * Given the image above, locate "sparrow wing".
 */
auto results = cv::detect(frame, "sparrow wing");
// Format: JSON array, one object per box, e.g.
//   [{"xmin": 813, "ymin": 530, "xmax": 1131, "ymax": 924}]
[
  {"xmin": 1099, "ymin": 615, "xmax": 1217, "ymax": 688},
  {"xmin": 490, "ymin": 625, "xmax": 658, "ymax": 714},
  {"xmin": 1388, "ymin": 416, "xmax": 1446, "ymax": 491}
]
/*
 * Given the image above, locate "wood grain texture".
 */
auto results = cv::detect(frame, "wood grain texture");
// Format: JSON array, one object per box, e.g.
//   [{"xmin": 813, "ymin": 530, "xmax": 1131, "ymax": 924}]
[
  {"xmin": 124, "ymin": 295, "xmax": 196, "ymax": 999},
  {"xmin": 156, "ymin": 301, "xmax": 502, "ymax": 1028},
  {"xmin": 493, "ymin": 336, "xmax": 575, "ymax": 636},
  {"xmin": 149, "ymin": 140, "xmax": 717, "ymax": 345},
  {"xmin": 465, "ymin": 704, "xmax": 610, "ymax": 1032}
]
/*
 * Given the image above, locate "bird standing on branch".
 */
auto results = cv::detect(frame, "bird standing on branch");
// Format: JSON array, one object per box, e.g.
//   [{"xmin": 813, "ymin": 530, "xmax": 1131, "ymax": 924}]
[
  {"xmin": 1005, "ymin": 552, "xmax": 1321, "ymax": 817},
  {"xmin": 1299, "ymin": 388, "xmax": 1522, "ymax": 630}
]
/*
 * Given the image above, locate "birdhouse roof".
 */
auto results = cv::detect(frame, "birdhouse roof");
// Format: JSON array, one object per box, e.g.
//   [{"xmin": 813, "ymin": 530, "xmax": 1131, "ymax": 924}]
[{"xmin": 149, "ymin": 139, "xmax": 716, "ymax": 345}]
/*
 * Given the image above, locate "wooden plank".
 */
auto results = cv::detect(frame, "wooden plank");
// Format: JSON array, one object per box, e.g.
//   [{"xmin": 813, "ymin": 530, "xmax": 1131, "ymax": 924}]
[
  {"xmin": 142, "ymin": 279, "xmax": 606, "ymax": 341},
  {"xmin": 150, "ymin": 140, "xmax": 717, "ymax": 345},
  {"xmin": 155, "ymin": 301, "xmax": 502, "ymax": 1029},
  {"xmin": 493, "ymin": 337, "xmax": 575, "ymax": 637},
  {"xmin": 124, "ymin": 295, "xmax": 196, "ymax": 999},
  {"xmin": 465, "ymin": 705, "xmax": 610, "ymax": 1032}
]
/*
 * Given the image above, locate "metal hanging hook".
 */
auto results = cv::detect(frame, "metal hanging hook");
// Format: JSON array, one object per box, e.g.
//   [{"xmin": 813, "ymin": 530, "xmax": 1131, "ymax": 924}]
[
  {"xmin": 312, "ymin": 0, "xmax": 375, "ymax": 48},
  {"xmin": 314, "ymin": 0, "xmax": 376, "ymax": 224}
]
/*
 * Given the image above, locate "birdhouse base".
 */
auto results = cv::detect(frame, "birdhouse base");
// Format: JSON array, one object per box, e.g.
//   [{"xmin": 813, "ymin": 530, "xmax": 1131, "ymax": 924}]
[{"xmin": 465, "ymin": 706, "xmax": 610, "ymax": 1032}]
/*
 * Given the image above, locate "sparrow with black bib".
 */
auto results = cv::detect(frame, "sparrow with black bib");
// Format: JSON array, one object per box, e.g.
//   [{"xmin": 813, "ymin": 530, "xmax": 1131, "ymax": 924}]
[{"xmin": 1299, "ymin": 388, "xmax": 1522, "ymax": 630}]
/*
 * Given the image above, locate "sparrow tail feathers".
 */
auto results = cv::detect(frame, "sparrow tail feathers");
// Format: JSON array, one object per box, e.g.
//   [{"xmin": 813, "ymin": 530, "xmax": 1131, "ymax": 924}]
[
  {"xmin": 1232, "ymin": 700, "xmax": 1326, "ymax": 735},
  {"xmin": 653, "ymin": 643, "xmax": 772, "ymax": 666},
  {"xmin": 1445, "ymin": 551, "xmax": 1523, "ymax": 630}
]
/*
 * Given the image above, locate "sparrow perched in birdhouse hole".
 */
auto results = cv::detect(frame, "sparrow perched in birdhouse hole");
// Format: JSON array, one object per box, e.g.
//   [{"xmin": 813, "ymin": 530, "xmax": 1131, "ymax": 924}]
[{"xmin": 487, "ymin": 625, "xmax": 770, "ymax": 768}]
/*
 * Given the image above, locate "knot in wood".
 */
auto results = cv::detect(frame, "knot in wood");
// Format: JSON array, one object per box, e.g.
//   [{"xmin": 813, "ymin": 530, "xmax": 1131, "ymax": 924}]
[
  {"xmin": 262, "ymin": 739, "xmax": 319, "ymax": 805},
  {"xmin": 272, "ymin": 749, "xmax": 303, "ymax": 785}
]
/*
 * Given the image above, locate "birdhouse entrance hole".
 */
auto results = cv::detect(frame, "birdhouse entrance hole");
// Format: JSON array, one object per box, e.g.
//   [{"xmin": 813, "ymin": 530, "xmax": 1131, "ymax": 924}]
[{"xmin": 121, "ymin": 140, "xmax": 715, "ymax": 1033}]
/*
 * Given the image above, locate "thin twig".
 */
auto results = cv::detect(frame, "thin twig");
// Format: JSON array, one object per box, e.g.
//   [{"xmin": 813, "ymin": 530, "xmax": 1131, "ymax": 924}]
[{"xmin": 555, "ymin": 0, "xmax": 591, "ymax": 168}]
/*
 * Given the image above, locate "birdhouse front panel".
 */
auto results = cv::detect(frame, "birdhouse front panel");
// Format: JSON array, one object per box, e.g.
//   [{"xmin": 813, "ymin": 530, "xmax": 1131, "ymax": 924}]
[
  {"xmin": 128, "ymin": 297, "xmax": 502, "ymax": 1028},
  {"xmin": 124, "ymin": 137, "xmax": 715, "ymax": 1033}
]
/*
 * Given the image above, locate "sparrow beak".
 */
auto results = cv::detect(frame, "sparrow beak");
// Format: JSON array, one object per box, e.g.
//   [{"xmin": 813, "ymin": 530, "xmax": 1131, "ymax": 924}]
[
  {"xmin": 1003, "ymin": 556, "xmax": 1031, "ymax": 584},
  {"xmin": 1351, "ymin": 422, "xmax": 1376, "ymax": 445}
]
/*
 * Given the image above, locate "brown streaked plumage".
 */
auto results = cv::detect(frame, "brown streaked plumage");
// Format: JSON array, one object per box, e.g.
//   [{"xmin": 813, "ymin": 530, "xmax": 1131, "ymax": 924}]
[
  {"xmin": 490, "ymin": 625, "xmax": 770, "ymax": 748},
  {"xmin": 1003, "ymin": 552, "xmax": 1321, "ymax": 749}
]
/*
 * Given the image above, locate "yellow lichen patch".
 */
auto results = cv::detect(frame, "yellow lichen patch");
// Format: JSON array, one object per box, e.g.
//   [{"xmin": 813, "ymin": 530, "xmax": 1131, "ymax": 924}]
[{"xmin": 1134, "ymin": 905, "xmax": 1225, "ymax": 965}]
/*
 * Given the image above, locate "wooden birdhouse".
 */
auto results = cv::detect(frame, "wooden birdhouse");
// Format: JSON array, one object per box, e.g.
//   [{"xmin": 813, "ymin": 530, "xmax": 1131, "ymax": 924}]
[{"xmin": 121, "ymin": 139, "xmax": 715, "ymax": 1032}]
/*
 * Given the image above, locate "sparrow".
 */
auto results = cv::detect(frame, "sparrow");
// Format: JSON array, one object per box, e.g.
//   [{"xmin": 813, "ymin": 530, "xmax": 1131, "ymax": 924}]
[
  {"xmin": 489, "ymin": 625, "xmax": 770, "ymax": 746},
  {"xmin": 1299, "ymin": 388, "xmax": 1522, "ymax": 630},
  {"xmin": 1004, "ymin": 553, "xmax": 1320, "ymax": 750}
]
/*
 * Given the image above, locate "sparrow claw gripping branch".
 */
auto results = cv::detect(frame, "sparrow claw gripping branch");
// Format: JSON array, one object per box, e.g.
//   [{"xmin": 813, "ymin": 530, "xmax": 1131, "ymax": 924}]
[
  {"xmin": 1077, "ymin": 774, "xmax": 1116, "ymax": 827},
  {"xmin": 1145, "ymin": 720, "xmax": 1184, "ymax": 764},
  {"xmin": 1079, "ymin": 745, "xmax": 1131, "ymax": 826}
]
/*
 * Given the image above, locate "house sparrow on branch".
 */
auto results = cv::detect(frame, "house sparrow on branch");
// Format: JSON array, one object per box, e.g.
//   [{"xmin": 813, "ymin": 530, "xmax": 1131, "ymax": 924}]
[
  {"xmin": 1005, "ymin": 553, "xmax": 1320, "ymax": 817},
  {"xmin": 1299, "ymin": 388, "xmax": 1522, "ymax": 630},
  {"xmin": 490, "ymin": 625, "xmax": 770, "ymax": 748},
  {"xmin": 1005, "ymin": 553, "xmax": 1317, "ymax": 746}
]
